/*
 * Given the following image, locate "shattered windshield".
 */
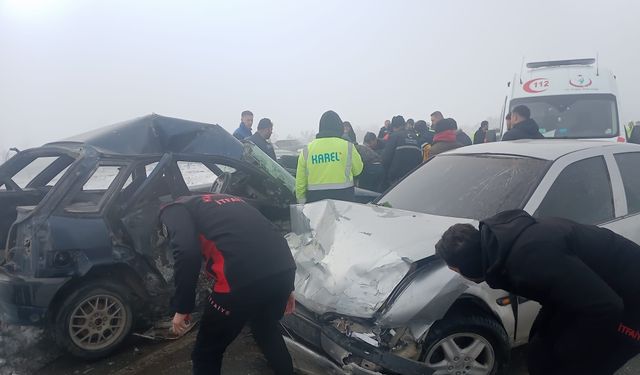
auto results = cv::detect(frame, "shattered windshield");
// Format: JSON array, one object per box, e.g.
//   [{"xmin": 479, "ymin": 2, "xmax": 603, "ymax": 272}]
[
  {"xmin": 242, "ymin": 143, "xmax": 295, "ymax": 193},
  {"xmin": 511, "ymin": 94, "xmax": 619, "ymax": 138},
  {"xmin": 378, "ymin": 154, "xmax": 550, "ymax": 220}
]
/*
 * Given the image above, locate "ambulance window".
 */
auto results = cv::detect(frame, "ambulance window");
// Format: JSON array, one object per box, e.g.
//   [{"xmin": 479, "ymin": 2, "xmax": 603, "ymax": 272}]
[
  {"xmin": 511, "ymin": 94, "xmax": 618, "ymax": 139},
  {"xmin": 535, "ymin": 156, "xmax": 614, "ymax": 224}
]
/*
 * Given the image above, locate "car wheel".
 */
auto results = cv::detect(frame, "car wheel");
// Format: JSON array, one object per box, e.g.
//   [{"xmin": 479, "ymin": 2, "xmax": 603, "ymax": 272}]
[
  {"xmin": 53, "ymin": 280, "xmax": 134, "ymax": 359},
  {"xmin": 421, "ymin": 315, "xmax": 510, "ymax": 375}
]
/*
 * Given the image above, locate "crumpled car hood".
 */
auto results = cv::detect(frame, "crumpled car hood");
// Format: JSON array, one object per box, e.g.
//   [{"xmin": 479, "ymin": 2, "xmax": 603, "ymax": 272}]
[{"xmin": 286, "ymin": 200, "xmax": 474, "ymax": 318}]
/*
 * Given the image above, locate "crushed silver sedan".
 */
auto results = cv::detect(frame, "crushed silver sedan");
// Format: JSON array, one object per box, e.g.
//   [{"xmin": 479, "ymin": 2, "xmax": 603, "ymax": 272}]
[{"xmin": 282, "ymin": 140, "xmax": 640, "ymax": 375}]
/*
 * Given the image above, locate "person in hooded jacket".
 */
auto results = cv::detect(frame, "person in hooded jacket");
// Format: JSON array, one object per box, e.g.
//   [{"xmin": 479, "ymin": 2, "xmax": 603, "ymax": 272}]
[
  {"xmin": 295, "ymin": 110, "xmax": 363, "ymax": 204},
  {"xmin": 382, "ymin": 115, "xmax": 423, "ymax": 185},
  {"xmin": 429, "ymin": 118, "xmax": 463, "ymax": 158},
  {"xmin": 436, "ymin": 209, "xmax": 640, "ymax": 375},
  {"xmin": 502, "ymin": 105, "xmax": 544, "ymax": 141}
]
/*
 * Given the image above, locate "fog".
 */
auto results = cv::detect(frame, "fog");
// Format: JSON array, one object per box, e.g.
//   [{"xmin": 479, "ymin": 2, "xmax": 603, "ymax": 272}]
[{"xmin": 1, "ymin": 0, "xmax": 639, "ymax": 153}]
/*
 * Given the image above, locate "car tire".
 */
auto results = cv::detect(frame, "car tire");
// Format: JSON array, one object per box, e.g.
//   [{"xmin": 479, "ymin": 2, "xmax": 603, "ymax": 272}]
[
  {"xmin": 421, "ymin": 315, "xmax": 510, "ymax": 375},
  {"xmin": 53, "ymin": 280, "xmax": 134, "ymax": 359}
]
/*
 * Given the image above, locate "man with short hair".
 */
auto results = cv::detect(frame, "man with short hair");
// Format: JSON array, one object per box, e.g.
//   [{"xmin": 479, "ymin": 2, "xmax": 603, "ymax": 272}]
[
  {"xmin": 247, "ymin": 118, "xmax": 277, "ymax": 160},
  {"xmin": 363, "ymin": 131, "xmax": 385, "ymax": 155},
  {"xmin": 502, "ymin": 105, "xmax": 544, "ymax": 141},
  {"xmin": 436, "ymin": 210, "xmax": 640, "ymax": 375},
  {"xmin": 474, "ymin": 121, "xmax": 489, "ymax": 144},
  {"xmin": 430, "ymin": 111, "xmax": 444, "ymax": 128},
  {"xmin": 233, "ymin": 110, "xmax": 254, "ymax": 140}
]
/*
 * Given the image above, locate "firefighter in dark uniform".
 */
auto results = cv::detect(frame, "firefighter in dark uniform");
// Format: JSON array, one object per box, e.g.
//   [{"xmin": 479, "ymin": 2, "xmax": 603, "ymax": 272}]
[{"xmin": 160, "ymin": 194, "xmax": 296, "ymax": 375}]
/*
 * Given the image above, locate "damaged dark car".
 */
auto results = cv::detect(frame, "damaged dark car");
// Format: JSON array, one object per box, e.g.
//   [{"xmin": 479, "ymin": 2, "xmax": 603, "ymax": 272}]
[{"xmin": 0, "ymin": 114, "xmax": 298, "ymax": 359}]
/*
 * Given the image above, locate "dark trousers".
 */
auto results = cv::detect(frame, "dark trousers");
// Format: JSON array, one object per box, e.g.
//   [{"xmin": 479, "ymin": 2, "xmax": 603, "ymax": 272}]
[
  {"xmin": 306, "ymin": 186, "xmax": 355, "ymax": 203},
  {"xmin": 357, "ymin": 163, "xmax": 385, "ymax": 193},
  {"xmin": 527, "ymin": 325, "xmax": 639, "ymax": 375},
  {"xmin": 191, "ymin": 270, "xmax": 295, "ymax": 375}
]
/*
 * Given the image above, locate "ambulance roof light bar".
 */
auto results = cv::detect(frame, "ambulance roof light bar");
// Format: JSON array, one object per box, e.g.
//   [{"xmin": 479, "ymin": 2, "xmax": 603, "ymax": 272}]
[{"xmin": 526, "ymin": 58, "xmax": 596, "ymax": 69}]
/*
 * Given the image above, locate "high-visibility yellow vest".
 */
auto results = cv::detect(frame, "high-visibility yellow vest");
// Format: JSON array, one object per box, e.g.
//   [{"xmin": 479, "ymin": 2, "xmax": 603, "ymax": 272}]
[{"xmin": 295, "ymin": 138, "xmax": 364, "ymax": 202}]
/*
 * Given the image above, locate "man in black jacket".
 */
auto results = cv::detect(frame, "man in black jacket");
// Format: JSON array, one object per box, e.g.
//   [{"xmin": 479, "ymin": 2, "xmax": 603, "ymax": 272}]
[
  {"xmin": 502, "ymin": 105, "xmax": 544, "ymax": 141},
  {"xmin": 246, "ymin": 118, "xmax": 277, "ymax": 160},
  {"xmin": 474, "ymin": 121, "xmax": 489, "ymax": 144},
  {"xmin": 382, "ymin": 115, "xmax": 423, "ymax": 185},
  {"xmin": 160, "ymin": 194, "xmax": 296, "ymax": 375},
  {"xmin": 436, "ymin": 210, "xmax": 640, "ymax": 375}
]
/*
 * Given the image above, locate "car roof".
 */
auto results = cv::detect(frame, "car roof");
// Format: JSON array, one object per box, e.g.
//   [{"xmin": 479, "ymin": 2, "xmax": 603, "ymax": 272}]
[
  {"xmin": 445, "ymin": 139, "xmax": 640, "ymax": 161},
  {"xmin": 44, "ymin": 113, "xmax": 244, "ymax": 158}
]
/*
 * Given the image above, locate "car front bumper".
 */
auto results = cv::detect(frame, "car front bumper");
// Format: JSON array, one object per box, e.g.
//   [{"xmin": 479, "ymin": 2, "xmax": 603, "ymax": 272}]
[
  {"xmin": 282, "ymin": 310, "xmax": 434, "ymax": 375},
  {"xmin": 0, "ymin": 267, "xmax": 69, "ymax": 325}
]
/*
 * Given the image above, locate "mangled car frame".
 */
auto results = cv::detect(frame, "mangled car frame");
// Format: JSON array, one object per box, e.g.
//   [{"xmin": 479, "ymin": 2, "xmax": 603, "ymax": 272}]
[{"xmin": 0, "ymin": 114, "xmax": 299, "ymax": 358}]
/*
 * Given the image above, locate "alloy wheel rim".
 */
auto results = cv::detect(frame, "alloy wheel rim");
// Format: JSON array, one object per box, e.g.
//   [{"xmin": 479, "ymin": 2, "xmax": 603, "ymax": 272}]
[
  {"xmin": 68, "ymin": 294, "xmax": 127, "ymax": 351},
  {"xmin": 425, "ymin": 332, "xmax": 495, "ymax": 375}
]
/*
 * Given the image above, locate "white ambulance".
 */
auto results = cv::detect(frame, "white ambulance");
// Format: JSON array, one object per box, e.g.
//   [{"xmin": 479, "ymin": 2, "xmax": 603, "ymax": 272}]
[{"xmin": 501, "ymin": 58, "xmax": 624, "ymax": 141}]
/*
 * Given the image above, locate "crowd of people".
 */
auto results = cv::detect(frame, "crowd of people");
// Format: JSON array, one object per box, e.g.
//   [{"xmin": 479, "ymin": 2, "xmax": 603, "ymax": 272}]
[{"xmin": 232, "ymin": 105, "xmax": 548, "ymax": 201}]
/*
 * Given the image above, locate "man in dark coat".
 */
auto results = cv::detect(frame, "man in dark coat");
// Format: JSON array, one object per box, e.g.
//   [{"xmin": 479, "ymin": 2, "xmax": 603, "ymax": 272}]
[
  {"xmin": 436, "ymin": 210, "xmax": 640, "ymax": 375},
  {"xmin": 502, "ymin": 105, "xmax": 544, "ymax": 141},
  {"xmin": 429, "ymin": 118, "xmax": 463, "ymax": 158},
  {"xmin": 356, "ymin": 132, "xmax": 385, "ymax": 192},
  {"xmin": 382, "ymin": 115, "xmax": 423, "ymax": 185},
  {"xmin": 474, "ymin": 121, "xmax": 489, "ymax": 144},
  {"xmin": 246, "ymin": 118, "xmax": 277, "ymax": 160}
]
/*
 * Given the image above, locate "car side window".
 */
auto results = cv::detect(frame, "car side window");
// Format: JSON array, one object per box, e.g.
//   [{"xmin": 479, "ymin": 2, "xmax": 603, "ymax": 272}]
[
  {"xmin": 614, "ymin": 152, "xmax": 640, "ymax": 215},
  {"xmin": 64, "ymin": 165, "xmax": 126, "ymax": 213},
  {"xmin": 176, "ymin": 161, "xmax": 219, "ymax": 192},
  {"xmin": 534, "ymin": 156, "xmax": 614, "ymax": 224}
]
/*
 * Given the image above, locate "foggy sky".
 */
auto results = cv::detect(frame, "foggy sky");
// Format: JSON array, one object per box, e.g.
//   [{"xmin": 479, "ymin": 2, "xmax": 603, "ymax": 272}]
[{"xmin": 1, "ymin": 0, "xmax": 639, "ymax": 152}]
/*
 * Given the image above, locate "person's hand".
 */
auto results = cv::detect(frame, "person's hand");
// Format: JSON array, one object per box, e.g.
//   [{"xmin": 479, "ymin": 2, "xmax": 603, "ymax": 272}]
[
  {"xmin": 172, "ymin": 313, "xmax": 191, "ymax": 335},
  {"xmin": 284, "ymin": 292, "xmax": 295, "ymax": 315}
]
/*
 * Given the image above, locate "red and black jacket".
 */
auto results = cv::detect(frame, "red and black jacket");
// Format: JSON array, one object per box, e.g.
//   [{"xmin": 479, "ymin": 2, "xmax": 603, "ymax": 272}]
[{"xmin": 159, "ymin": 194, "xmax": 296, "ymax": 314}]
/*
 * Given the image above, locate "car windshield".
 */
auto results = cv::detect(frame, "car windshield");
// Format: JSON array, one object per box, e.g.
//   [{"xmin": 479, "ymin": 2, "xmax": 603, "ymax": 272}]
[
  {"xmin": 242, "ymin": 143, "xmax": 295, "ymax": 193},
  {"xmin": 377, "ymin": 154, "xmax": 550, "ymax": 220},
  {"xmin": 510, "ymin": 94, "xmax": 619, "ymax": 138}
]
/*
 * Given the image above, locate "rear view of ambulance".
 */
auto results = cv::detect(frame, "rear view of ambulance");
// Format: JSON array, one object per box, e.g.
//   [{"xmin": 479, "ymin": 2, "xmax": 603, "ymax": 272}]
[{"xmin": 501, "ymin": 58, "xmax": 623, "ymax": 141}]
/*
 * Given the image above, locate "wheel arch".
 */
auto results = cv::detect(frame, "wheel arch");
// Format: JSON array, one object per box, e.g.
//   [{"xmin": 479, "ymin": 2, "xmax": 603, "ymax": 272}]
[{"xmin": 47, "ymin": 262, "xmax": 149, "ymax": 326}]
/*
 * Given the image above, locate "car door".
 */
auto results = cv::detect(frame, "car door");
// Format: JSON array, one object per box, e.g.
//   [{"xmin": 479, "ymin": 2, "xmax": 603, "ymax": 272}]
[
  {"xmin": 514, "ymin": 151, "xmax": 620, "ymax": 344},
  {"xmin": 601, "ymin": 151, "xmax": 640, "ymax": 245}
]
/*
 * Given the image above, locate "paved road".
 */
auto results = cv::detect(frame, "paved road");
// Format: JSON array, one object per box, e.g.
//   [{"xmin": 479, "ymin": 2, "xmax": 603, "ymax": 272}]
[
  {"xmin": 31, "ymin": 328, "xmax": 640, "ymax": 375},
  {"xmin": 37, "ymin": 328, "xmax": 529, "ymax": 375}
]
